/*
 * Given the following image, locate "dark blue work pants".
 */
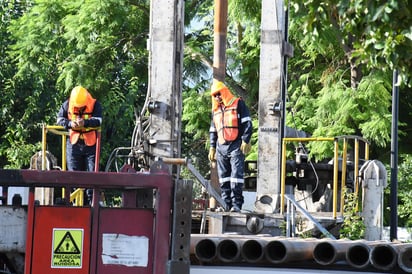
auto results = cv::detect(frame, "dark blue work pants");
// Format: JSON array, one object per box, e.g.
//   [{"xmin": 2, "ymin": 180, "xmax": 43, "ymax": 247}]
[
  {"xmin": 66, "ymin": 139, "xmax": 96, "ymax": 204},
  {"xmin": 216, "ymin": 147, "xmax": 245, "ymax": 210}
]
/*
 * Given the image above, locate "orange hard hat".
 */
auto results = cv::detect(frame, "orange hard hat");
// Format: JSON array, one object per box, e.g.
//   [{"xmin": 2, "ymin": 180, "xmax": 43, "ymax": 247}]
[
  {"xmin": 70, "ymin": 86, "xmax": 88, "ymax": 107},
  {"xmin": 211, "ymin": 80, "xmax": 226, "ymax": 95}
]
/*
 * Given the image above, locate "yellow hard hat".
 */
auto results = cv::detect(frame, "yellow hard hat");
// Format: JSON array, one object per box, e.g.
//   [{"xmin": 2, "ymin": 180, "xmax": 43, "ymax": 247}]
[
  {"xmin": 211, "ymin": 79, "xmax": 226, "ymax": 95},
  {"xmin": 70, "ymin": 86, "xmax": 88, "ymax": 107}
]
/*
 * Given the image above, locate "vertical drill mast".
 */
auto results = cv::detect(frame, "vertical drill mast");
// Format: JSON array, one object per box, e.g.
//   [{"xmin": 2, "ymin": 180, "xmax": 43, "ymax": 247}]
[
  {"xmin": 147, "ymin": 0, "xmax": 184, "ymax": 175},
  {"xmin": 255, "ymin": 0, "xmax": 290, "ymax": 213}
]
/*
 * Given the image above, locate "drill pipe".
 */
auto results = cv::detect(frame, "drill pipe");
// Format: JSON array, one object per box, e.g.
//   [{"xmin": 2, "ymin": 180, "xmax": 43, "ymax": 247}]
[
  {"xmin": 345, "ymin": 240, "xmax": 372, "ymax": 269},
  {"xmin": 191, "ymin": 234, "xmax": 272, "ymax": 264},
  {"xmin": 264, "ymin": 238, "xmax": 316, "ymax": 264},
  {"xmin": 369, "ymin": 243, "xmax": 397, "ymax": 271},
  {"xmin": 192, "ymin": 237, "xmax": 220, "ymax": 263},
  {"xmin": 217, "ymin": 238, "xmax": 242, "ymax": 263},
  {"xmin": 397, "ymin": 244, "xmax": 412, "ymax": 273},
  {"xmin": 240, "ymin": 239, "xmax": 267, "ymax": 263},
  {"xmin": 313, "ymin": 240, "xmax": 352, "ymax": 266}
]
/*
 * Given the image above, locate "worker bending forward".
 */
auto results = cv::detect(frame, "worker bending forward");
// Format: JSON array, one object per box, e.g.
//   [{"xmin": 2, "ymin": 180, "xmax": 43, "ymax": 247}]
[
  {"xmin": 57, "ymin": 86, "xmax": 102, "ymax": 203},
  {"xmin": 209, "ymin": 80, "xmax": 252, "ymax": 212}
]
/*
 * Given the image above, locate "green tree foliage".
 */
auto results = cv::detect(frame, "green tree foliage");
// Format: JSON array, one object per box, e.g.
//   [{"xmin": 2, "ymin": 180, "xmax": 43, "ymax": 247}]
[
  {"xmin": 340, "ymin": 189, "xmax": 366, "ymax": 239},
  {"xmin": 0, "ymin": 0, "xmax": 36, "ymax": 168},
  {"xmin": 289, "ymin": 0, "xmax": 412, "ymax": 84},
  {"xmin": 181, "ymin": 89, "xmax": 211, "ymax": 175},
  {"xmin": 386, "ymin": 155, "xmax": 412, "ymax": 227},
  {"xmin": 287, "ymin": 0, "xmax": 411, "ymax": 160}
]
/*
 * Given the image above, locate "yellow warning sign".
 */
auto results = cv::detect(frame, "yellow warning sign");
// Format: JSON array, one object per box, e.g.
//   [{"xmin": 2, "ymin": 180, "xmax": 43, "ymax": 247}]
[{"xmin": 51, "ymin": 228, "xmax": 83, "ymax": 268}]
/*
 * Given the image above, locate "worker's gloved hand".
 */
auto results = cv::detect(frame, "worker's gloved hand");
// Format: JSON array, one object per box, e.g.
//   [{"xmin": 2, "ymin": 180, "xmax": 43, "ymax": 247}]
[
  {"xmin": 76, "ymin": 118, "xmax": 85, "ymax": 128},
  {"xmin": 208, "ymin": 147, "xmax": 216, "ymax": 161},
  {"xmin": 240, "ymin": 141, "xmax": 251, "ymax": 155},
  {"xmin": 71, "ymin": 118, "xmax": 85, "ymax": 130}
]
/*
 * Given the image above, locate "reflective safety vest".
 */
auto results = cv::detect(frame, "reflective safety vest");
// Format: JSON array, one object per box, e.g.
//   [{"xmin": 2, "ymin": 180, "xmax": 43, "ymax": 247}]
[
  {"xmin": 213, "ymin": 98, "xmax": 240, "ymax": 144},
  {"xmin": 68, "ymin": 96, "xmax": 97, "ymax": 146}
]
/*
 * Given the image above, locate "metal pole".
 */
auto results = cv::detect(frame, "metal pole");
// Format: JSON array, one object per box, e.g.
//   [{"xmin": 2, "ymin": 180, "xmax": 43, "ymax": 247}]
[
  {"xmin": 148, "ymin": 0, "xmax": 183, "ymax": 172},
  {"xmin": 390, "ymin": 69, "xmax": 399, "ymax": 240},
  {"xmin": 41, "ymin": 124, "xmax": 47, "ymax": 170},
  {"xmin": 213, "ymin": 0, "xmax": 228, "ymax": 81},
  {"xmin": 286, "ymin": 197, "xmax": 290, "ymax": 237},
  {"xmin": 94, "ymin": 131, "xmax": 101, "ymax": 172},
  {"xmin": 256, "ymin": 0, "xmax": 287, "ymax": 213}
]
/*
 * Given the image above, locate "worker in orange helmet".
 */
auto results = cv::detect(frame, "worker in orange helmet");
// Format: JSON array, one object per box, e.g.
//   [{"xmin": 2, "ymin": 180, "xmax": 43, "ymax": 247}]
[
  {"xmin": 208, "ymin": 80, "xmax": 252, "ymax": 212},
  {"xmin": 57, "ymin": 86, "xmax": 102, "ymax": 204}
]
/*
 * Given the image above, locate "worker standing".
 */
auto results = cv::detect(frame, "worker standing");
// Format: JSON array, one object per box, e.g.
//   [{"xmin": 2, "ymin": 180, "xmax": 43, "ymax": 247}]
[
  {"xmin": 56, "ymin": 86, "xmax": 102, "ymax": 204},
  {"xmin": 208, "ymin": 80, "xmax": 253, "ymax": 212}
]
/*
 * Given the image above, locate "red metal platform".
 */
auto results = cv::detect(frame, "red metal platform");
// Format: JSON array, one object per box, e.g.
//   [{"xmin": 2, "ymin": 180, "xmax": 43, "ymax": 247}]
[{"xmin": 0, "ymin": 164, "xmax": 173, "ymax": 274}]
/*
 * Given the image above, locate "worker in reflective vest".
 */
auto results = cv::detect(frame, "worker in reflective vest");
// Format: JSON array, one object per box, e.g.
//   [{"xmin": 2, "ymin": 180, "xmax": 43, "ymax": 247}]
[
  {"xmin": 208, "ymin": 80, "xmax": 253, "ymax": 212},
  {"xmin": 57, "ymin": 86, "xmax": 102, "ymax": 203}
]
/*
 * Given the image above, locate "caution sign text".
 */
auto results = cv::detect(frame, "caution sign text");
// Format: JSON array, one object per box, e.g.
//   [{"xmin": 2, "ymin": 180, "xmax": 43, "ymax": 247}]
[{"xmin": 51, "ymin": 228, "xmax": 83, "ymax": 268}]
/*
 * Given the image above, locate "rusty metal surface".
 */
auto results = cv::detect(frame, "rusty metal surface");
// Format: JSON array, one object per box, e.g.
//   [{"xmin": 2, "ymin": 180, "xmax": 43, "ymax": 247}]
[
  {"xmin": 0, "ymin": 168, "xmax": 172, "ymax": 189},
  {"xmin": 169, "ymin": 179, "xmax": 193, "ymax": 274}
]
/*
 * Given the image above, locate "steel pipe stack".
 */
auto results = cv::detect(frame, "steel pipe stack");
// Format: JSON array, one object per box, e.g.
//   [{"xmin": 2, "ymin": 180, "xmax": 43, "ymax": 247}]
[{"xmin": 190, "ymin": 235, "xmax": 411, "ymax": 273}]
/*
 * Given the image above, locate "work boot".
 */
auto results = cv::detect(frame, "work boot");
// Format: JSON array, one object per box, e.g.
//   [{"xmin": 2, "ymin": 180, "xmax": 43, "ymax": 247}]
[{"xmin": 230, "ymin": 206, "xmax": 240, "ymax": 212}]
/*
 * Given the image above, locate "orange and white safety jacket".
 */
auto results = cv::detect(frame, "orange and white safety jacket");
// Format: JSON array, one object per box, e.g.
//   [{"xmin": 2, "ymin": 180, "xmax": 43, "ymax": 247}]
[
  {"xmin": 67, "ymin": 96, "xmax": 98, "ymax": 146},
  {"xmin": 213, "ymin": 98, "xmax": 241, "ymax": 144},
  {"xmin": 57, "ymin": 91, "xmax": 102, "ymax": 147},
  {"xmin": 210, "ymin": 98, "xmax": 252, "ymax": 148}
]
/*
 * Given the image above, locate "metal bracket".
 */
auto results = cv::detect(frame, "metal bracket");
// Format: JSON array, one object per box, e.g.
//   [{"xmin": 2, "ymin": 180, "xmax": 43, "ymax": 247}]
[
  {"xmin": 147, "ymin": 99, "xmax": 159, "ymax": 113},
  {"xmin": 282, "ymin": 41, "xmax": 294, "ymax": 58},
  {"xmin": 268, "ymin": 101, "xmax": 282, "ymax": 116}
]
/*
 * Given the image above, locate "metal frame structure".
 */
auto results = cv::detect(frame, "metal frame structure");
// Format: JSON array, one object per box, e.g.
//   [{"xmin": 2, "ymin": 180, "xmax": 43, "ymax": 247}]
[
  {"xmin": 41, "ymin": 125, "xmax": 101, "ymax": 173},
  {"xmin": 0, "ymin": 161, "xmax": 192, "ymax": 274},
  {"xmin": 280, "ymin": 136, "xmax": 370, "ymax": 218},
  {"xmin": 40, "ymin": 125, "xmax": 102, "ymax": 205}
]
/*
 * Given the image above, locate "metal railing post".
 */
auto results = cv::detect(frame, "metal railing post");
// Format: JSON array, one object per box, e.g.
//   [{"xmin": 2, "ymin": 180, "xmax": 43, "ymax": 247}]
[
  {"xmin": 332, "ymin": 139, "xmax": 339, "ymax": 219},
  {"xmin": 340, "ymin": 138, "xmax": 348, "ymax": 216}
]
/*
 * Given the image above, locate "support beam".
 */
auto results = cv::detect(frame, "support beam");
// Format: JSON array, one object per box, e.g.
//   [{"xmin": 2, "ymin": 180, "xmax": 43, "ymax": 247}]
[
  {"xmin": 148, "ymin": 0, "xmax": 184, "ymax": 174},
  {"xmin": 255, "ymin": 0, "xmax": 287, "ymax": 213}
]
